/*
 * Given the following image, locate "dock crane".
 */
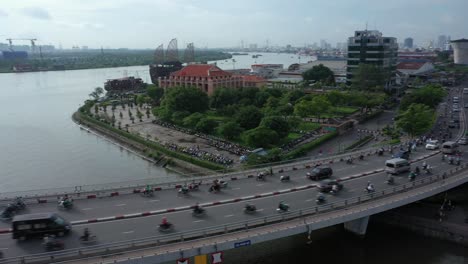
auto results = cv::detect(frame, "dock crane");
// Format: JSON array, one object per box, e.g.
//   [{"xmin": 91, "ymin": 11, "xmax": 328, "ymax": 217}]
[{"xmin": 6, "ymin": 38, "xmax": 37, "ymax": 52}]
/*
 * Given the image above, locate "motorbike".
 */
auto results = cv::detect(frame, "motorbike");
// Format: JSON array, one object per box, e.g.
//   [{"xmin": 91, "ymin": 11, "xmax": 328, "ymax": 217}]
[
  {"xmin": 158, "ymin": 223, "xmax": 174, "ymax": 232},
  {"xmin": 178, "ymin": 187, "xmax": 189, "ymax": 195},
  {"xmin": 188, "ymin": 182, "xmax": 201, "ymax": 191},
  {"xmin": 0, "ymin": 207, "xmax": 15, "ymax": 220},
  {"xmin": 192, "ymin": 207, "xmax": 205, "ymax": 217},
  {"xmin": 43, "ymin": 239, "xmax": 65, "ymax": 251},
  {"xmin": 244, "ymin": 204, "xmax": 257, "ymax": 214},
  {"xmin": 256, "ymin": 174, "xmax": 266, "ymax": 181},
  {"xmin": 365, "ymin": 186, "xmax": 375, "ymax": 193},
  {"xmin": 79, "ymin": 235, "xmax": 97, "ymax": 244},
  {"xmin": 280, "ymin": 175, "xmax": 290, "ymax": 182},
  {"xmin": 330, "ymin": 185, "xmax": 340, "ymax": 194},
  {"xmin": 316, "ymin": 195, "xmax": 326, "ymax": 204},
  {"xmin": 359, "ymin": 154, "xmax": 364, "ymax": 160},
  {"xmin": 141, "ymin": 189, "xmax": 154, "ymax": 197},
  {"xmin": 378, "ymin": 149, "xmax": 384, "ymax": 156},
  {"xmin": 58, "ymin": 199, "xmax": 73, "ymax": 210},
  {"xmin": 386, "ymin": 176, "xmax": 395, "ymax": 185},
  {"xmin": 408, "ymin": 172, "xmax": 416, "ymax": 181},
  {"xmin": 277, "ymin": 203, "xmax": 289, "ymax": 213},
  {"xmin": 346, "ymin": 158, "xmax": 353, "ymax": 164}
]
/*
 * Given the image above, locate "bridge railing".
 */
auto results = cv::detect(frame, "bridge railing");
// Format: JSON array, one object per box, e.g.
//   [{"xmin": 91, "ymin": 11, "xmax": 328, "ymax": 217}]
[
  {"xmin": 3, "ymin": 162, "xmax": 467, "ymax": 264},
  {"xmin": 0, "ymin": 141, "xmax": 421, "ymax": 203}
]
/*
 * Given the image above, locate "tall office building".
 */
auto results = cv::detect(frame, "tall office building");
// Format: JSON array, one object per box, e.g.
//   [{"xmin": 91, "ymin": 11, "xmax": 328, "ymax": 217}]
[
  {"xmin": 404, "ymin": 37, "xmax": 414, "ymax": 49},
  {"xmin": 346, "ymin": 30, "xmax": 398, "ymax": 87},
  {"xmin": 438, "ymin": 35, "xmax": 448, "ymax": 49}
]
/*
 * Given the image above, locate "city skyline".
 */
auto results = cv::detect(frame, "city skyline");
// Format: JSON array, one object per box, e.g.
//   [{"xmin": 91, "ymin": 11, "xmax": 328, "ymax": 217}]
[{"xmin": 0, "ymin": 0, "xmax": 467, "ymax": 49}]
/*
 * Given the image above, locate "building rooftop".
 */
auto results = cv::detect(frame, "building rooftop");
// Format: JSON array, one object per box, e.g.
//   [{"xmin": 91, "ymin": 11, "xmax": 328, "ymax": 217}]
[
  {"xmin": 241, "ymin": 75, "xmax": 267, "ymax": 82},
  {"xmin": 172, "ymin": 64, "xmax": 231, "ymax": 77},
  {"xmin": 451, "ymin": 39, "xmax": 468, "ymax": 43},
  {"xmin": 397, "ymin": 62, "xmax": 427, "ymax": 70}
]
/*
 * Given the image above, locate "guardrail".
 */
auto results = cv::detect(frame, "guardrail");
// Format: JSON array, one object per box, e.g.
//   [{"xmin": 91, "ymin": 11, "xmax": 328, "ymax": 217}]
[
  {"xmin": 3, "ymin": 162, "xmax": 468, "ymax": 264},
  {"xmin": 0, "ymin": 141, "xmax": 422, "ymax": 203}
]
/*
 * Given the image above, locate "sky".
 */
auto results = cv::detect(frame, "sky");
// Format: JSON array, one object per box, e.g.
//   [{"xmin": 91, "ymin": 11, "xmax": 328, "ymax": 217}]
[{"xmin": 0, "ymin": 0, "xmax": 467, "ymax": 49}]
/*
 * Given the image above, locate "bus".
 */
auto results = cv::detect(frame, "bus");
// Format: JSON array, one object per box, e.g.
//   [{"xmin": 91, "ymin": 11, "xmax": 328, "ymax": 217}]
[{"xmin": 463, "ymin": 88, "xmax": 468, "ymax": 94}]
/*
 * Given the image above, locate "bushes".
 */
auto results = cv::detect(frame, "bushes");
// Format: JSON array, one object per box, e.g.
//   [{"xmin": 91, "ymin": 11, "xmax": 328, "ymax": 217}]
[{"xmin": 282, "ymin": 131, "xmax": 338, "ymax": 160}]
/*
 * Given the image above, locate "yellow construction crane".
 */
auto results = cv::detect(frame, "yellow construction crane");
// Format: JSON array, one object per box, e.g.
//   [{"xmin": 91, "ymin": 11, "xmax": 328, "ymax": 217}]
[{"xmin": 6, "ymin": 38, "xmax": 37, "ymax": 52}]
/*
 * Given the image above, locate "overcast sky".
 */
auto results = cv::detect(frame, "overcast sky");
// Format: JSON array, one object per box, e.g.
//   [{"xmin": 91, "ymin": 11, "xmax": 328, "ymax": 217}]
[{"xmin": 0, "ymin": 0, "xmax": 467, "ymax": 49}]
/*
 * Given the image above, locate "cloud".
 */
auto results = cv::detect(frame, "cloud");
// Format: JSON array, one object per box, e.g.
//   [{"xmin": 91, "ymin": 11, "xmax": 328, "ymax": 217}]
[
  {"xmin": 20, "ymin": 7, "xmax": 51, "ymax": 20},
  {"xmin": 0, "ymin": 9, "xmax": 7, "ymax": 17}
]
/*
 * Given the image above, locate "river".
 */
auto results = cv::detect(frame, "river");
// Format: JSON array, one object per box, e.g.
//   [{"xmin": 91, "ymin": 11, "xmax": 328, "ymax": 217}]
[{"xmin": 0, "ymin": 54, "xmax": 466, "ymax": 263}]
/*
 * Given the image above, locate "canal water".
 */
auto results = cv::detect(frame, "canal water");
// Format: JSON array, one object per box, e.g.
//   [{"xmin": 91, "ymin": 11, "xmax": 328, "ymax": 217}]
[{"xmin": 0, "ymin": 54, "xmax": 466, "ymax": 263}]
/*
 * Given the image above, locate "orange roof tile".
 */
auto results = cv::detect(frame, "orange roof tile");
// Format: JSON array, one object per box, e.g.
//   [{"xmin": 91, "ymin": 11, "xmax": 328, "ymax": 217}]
[{"xmin": 172, "ymin": 64, "xmax": 231, "ymax": 77}]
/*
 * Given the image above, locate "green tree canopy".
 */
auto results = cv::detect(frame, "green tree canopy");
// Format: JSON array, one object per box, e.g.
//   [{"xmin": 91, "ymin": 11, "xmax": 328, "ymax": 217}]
[
  {"xmin": 294, "ymin": 99, "xmax": 313, "ymax": 118},
  {"xmin": 309, "ymin": 95, "xmax": 331, "ymax": 120},
  {"xmin": 182, "ymin": 112, "xmax": 205, "ymax": 127},
  {"xmin": 351, "ymin": 64, "xmax": 386, "ymax": 91},
  {"xmin": 236, "ymin": 105, "xmax": 263, "ymax": 130},
  {"xmin": 396, "ymin": 103, "xmax": 434, "ymax": 137},
  {"xmin": 218, "ymin": 121, "xmax": 244, "ymax": 139},
  {"xmin": 147, "ymin": 85, "xmax": 164, "ymax": 103},
  {"xmin": 302, "ymin": 64, "xmax": 335, "ymax": 85},
  {"xmin": 161, "ymin": 86, "xmax": 209, "ymax": 114},
  {"xmin": 210, "ymin": 87, "xmax": 239, "ymax": 109},
  {"xmin": 195, "ymin": 118, "xmax": 217, "ymax": 134},
  {"xmin": 89, "ymin": 87, "xmax": 104, "ymax": 100},
  {"xmin": 399, "ymin": 84, "xmax": 446, "ymax": 111},
  {"xmin": 260, "ymin": 116, "xmax": 290, "ymax": 138},
  {"xmin": 244, "ymin": 127, "xmax": 279, "ymax": 148}
]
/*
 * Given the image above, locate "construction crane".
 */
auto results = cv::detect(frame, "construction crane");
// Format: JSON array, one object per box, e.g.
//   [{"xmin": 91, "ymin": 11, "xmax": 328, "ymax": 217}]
[{"xmin": 6, "ymin": 38, "xmax": 37, "ymax": 52}]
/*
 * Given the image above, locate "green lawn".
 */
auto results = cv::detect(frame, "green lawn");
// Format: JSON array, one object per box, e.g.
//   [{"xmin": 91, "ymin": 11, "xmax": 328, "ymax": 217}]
[
  {"xmin": 287, "ymin": 133, "xmax": 302, "ymax": 140},
  {"xmin": 297, "ymin": 122, "xmax": 321, "ymax": 131}
]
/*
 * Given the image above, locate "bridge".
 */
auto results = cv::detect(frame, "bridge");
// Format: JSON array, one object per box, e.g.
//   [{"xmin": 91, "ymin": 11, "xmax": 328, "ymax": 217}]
[{"xmin": 0, "ymin": 88, "xmax": 466, "ymax": 263}]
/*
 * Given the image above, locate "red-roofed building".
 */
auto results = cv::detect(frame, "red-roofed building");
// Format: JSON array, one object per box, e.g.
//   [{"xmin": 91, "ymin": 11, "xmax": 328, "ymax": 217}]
[
  {"xmin": 159, "ymin": 64, "xmax": 243, "ymax": 95},
  {"xmin": 396, "ymin": 61, "xmax": 435, "ymax": 75},
  {"xmin": 241, "ymin": 75, "xmax": 267, "ymax": 88}
]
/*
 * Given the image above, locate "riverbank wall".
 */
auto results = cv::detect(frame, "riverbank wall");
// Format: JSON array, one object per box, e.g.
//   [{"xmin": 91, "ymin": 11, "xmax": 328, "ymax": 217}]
[{"xmin": 72, "ymin": 112, "xmax": 215, "ymax": 177}]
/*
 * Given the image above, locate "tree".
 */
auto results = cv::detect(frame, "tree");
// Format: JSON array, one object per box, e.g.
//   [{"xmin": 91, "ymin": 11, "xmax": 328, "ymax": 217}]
[
  {"xmin": 195, "ymin": 118, "xmax": 217, "ymax": 134},
  {"xmin": 161, "ymin": 86, "xmax": 209, "ymax": 114},
  {"xmin": 260, "ymin": 116, "xmax": 290, "ymax": 138},
  {"xmin": 294, "ymin": 99, "xmax": 313, "ymax": 118},
  {"xmin": 182, "ymin": 112, "xmax": 205, "ymax": 127},
  {"xmin": 147, "ymin": 85, "xmax": 164, "ymax": 103},
  {"xmin": 236, "ymin": 105, "xmax": 263, "ymax": 130},
  {"xmin": 399, "ymin": 84, "xmax": 446, "ymax": 111},
  {"xmin": 210, "ymin": 88, "xmax": 239, "ymax": 109},
  {"xmin": 302, "ymin": 64, "xmax": 335, "ymax": 85},
  {"xmin": 89, "ymin": 87, "xmax": 104, "ymax": 100},
  {"xmin": 244, "ymin": 127, "xmax": 279, "ymax": 148},
  {"xmin": 351, "ymin": 64, "xmax": 386, "ymax": 91},
  {"xmin": 136, "ymin": 94, "xmax": 146, "ymax": 107},
  {"xmin": 218, "ymin": 121, "xmax": 244, "ymax": 139},
  {"xmin": 396, "ymin": 103, "xmax": 434, "ymax": 138},
  {"xmin": 309, "ymin": 96, "xmax": 331, "ymax": 121}
]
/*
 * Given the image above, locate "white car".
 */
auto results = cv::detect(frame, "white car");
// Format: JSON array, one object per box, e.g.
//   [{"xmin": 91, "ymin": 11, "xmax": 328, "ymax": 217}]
[
  {"xmin": 425, "ymin": 140, "xmax": 440, "ymax": 150},
  {"xmin": 458, "ymin": 138, "xmax": 467, "ymax": 145}
]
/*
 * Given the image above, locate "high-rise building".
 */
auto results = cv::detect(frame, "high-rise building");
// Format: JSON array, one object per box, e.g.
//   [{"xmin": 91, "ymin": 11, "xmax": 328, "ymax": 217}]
[
  {"xmin": 438, "ymin": 35, "xmax": 447, "ymax": 49},
  {"xmin": 346, "ymin": 30, "xmax": 398, "ymax": 87},
  {"xmin": 451, "ymin": 39, "xmax": 468, "ymax": 65},
  {"xmin": 404, "ymin": 38, "xmax": 413, "ymax": 49}
]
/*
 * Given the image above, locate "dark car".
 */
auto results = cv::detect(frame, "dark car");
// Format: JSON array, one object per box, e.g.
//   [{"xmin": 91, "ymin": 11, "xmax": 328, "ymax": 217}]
[
  {"xmin": 307, "ymin": 166, "xmax": 333, "ymax": 180},
  {"xmin": 393, "ymin": 150, "xmax": 410, "ymax": 160},
  {"xmin": 317, "ymin": 179, "xmax": 343, "ymax": 193}
]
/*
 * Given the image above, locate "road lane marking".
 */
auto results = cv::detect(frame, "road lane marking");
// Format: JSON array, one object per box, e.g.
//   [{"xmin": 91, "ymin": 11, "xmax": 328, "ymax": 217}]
[
  {"xmin": 193, "ymin": 220, "xmax": 205, "ymax": 223},
  {"xmin": 82, "ymin": 208, "xmax": 93, "ymax": 211},
  {"xmin": 122, "ymin": 230, "xmax": 134, "ymax": 234},
  {"xmin": 306, "ymin": 199, "xmax": 314, "ymax": 202},
  {"xmin": 256, "ymin": 184, "xmax": 264, "ymax": 187},
  {"xmin": 224, "ymin": 214, "xmax": 234, "ymax": 218},
  {"xmin": 257, "ymin": 209, "xmax": 264, "ymax": 212},
  {"xmin": 148, "ymin": 199, "xmax": 160, "ymax": 203},
  {"xmin": 232, "ymin": 188, "xmax": 240, "ymax": 190},
  {"xmin": 115, "ymin": 204, "xmax": 126, "ymax": 207}
]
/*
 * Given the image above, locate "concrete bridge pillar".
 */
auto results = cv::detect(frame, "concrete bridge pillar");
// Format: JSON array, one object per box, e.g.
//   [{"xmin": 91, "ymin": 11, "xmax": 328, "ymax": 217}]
[{"xmin": 343, "ymin": 216, "xmax": 370, "ymax": 236}]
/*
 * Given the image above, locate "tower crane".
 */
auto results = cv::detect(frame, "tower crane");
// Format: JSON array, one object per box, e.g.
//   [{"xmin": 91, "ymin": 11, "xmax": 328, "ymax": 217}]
[{"xmin": 5, "ymin": 38, "xmax": 38, "ymax": 52}]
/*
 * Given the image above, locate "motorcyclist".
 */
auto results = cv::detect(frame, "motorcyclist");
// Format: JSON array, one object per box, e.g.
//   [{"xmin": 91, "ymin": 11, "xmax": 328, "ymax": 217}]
[
  {"xmin": 331, "ymin": 184, "xmax": 340, "ymax": 193},
  {"xmin": 82, "ymin": 228, "xmax": 90, "ymax": 241},
  {"xmin": 409, "ymin": 171, "xmax": 416, "ymax": 181},
  {"xmin": 386, "ymin": 175, "xmax": 395, "ymax": 184},
  {"xmin": 278, "ymin": 201, "xmax": 289, "ymax": 211},
  {"xmin": 61, "ymin": 195, "xmax": 72, "ymax": 208},
  {"xmin": 359, "ymin": 154, "xmax": 364, "ymax": 160},
  {"xmin": 245, "ymin": 203, "xmax": 256, "ymax": 211},
  {"xmin": 316, "ymin": 193, "xmax": 326, "ymax": 202},
  {"xmin": 415, "ymin": 166, "xmax": 420, "ymax": 175},
  {"xmin": 180, "ymin": 185, "xmax": 189, "ymax": 194},
  {"xmin": 422, "ymin": 161, "xmax": 428, "ymax": 170},
  {"xmin": 193, "ymin": 203, "xmax": 203, "ymax": 214},
  {"xmin": 366, "ymin": 181, "xmax": 375, "ymax": 192},
  {"xmin": 160, "ymin": 217, "xmax": 171, "ymax": 228},
  {"xmin": 144, "ymin": 184, "xmax": 152, "ymax": 195}
]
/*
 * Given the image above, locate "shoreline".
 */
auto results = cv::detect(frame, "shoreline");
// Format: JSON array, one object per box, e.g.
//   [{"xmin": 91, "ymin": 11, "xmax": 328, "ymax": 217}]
[{"xmin": 72, "ymin": 111, "xmax": 214, "ymax": 177}]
